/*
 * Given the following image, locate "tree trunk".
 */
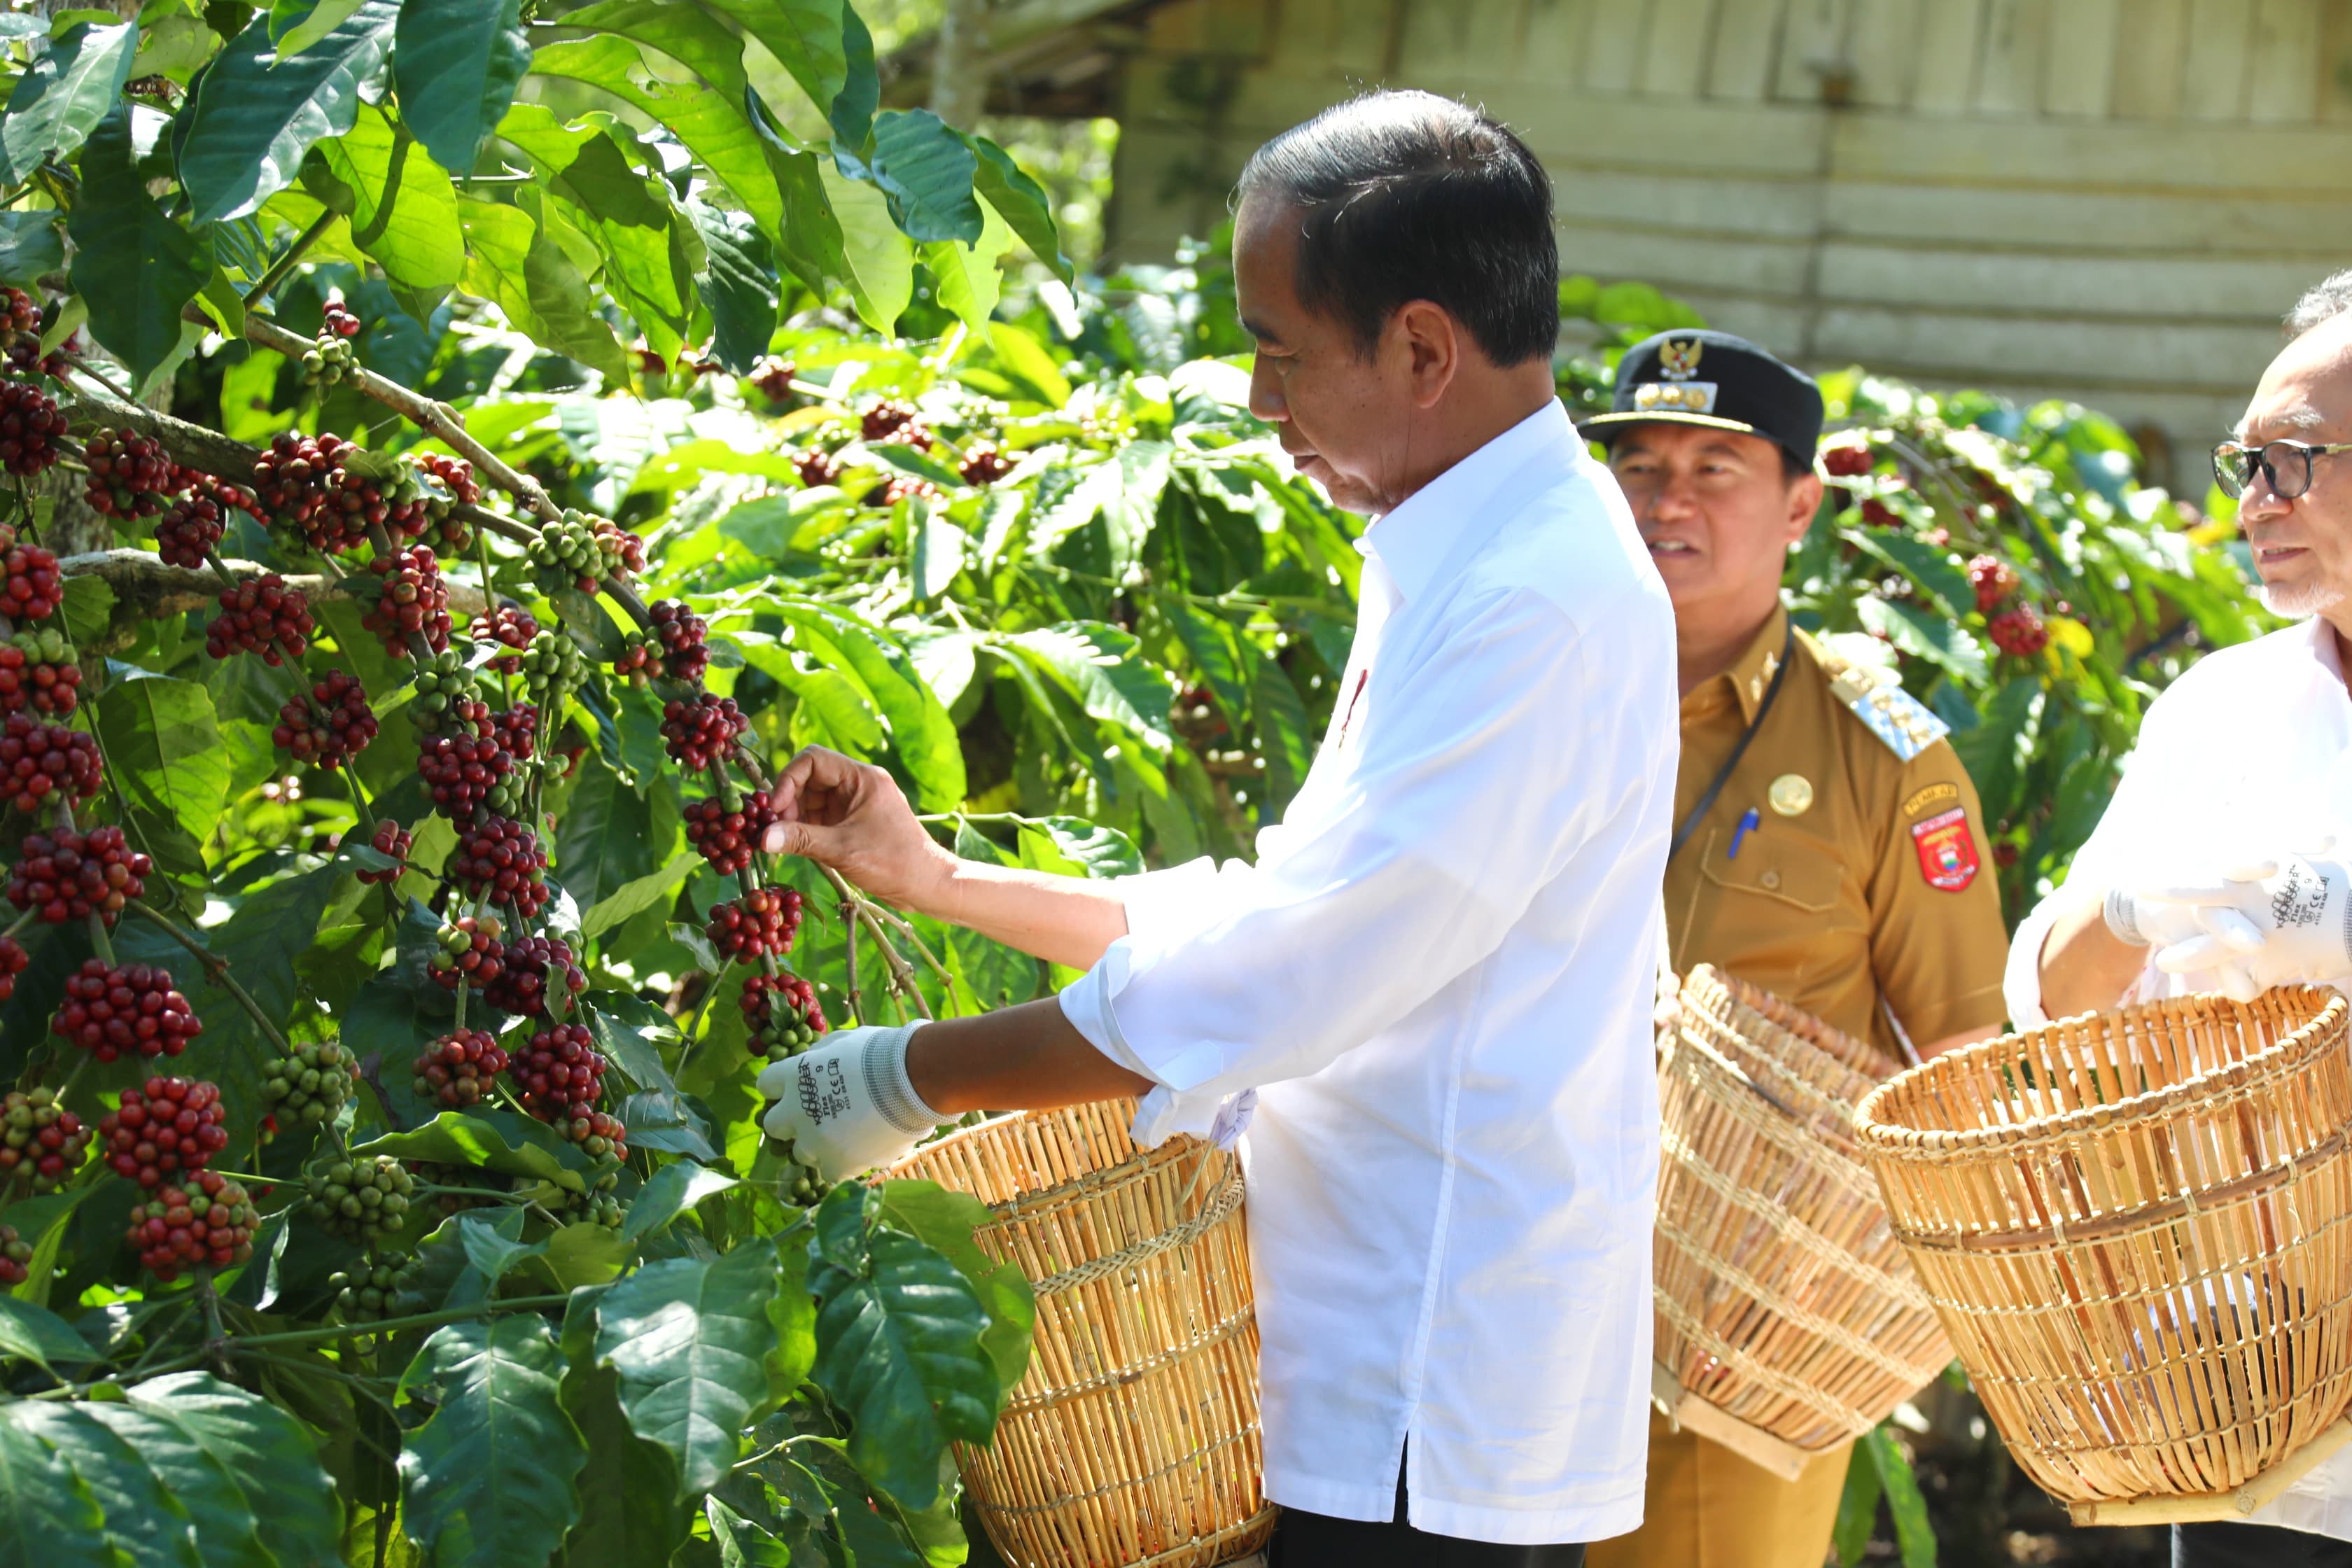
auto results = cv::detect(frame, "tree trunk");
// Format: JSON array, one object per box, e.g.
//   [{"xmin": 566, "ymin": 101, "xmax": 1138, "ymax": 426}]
[{"xmin": 929, "ymin": 0, "xmax": 991, "ymax": 129}]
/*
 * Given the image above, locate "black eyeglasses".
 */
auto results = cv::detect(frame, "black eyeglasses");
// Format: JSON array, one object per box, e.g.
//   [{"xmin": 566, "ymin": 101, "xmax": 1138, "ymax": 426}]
[{"xmin": 2211, "ymin": 438, "xmax": 2352, "ymax": 500}]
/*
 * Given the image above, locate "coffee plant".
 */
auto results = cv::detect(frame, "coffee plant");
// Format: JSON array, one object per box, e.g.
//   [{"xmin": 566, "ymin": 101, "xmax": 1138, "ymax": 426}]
[{"xmin": 0, "ymin": 4, "xmax": 1070, "ymax": 1565}]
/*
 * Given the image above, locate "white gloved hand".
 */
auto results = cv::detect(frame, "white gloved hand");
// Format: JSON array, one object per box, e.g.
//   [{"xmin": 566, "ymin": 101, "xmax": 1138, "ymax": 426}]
[
  {"xmin": 2146, "ymin": 846, "xmax": 2352, "ymax": 1002},
  {"xmin": 2101, "ymin": 886, "xmax": 2208, "ymax": 951},
  {"xmin": 757, "ymin": 1023, "xmax": 944, "ymax": 1182}
]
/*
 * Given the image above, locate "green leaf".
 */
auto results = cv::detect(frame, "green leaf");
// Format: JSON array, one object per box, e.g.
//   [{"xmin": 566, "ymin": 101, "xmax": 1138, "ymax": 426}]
[
  {"xmin": 0, "ymin": 20, "xmax": 136, "ymax": 184},
  {"xmin": 1002, "ymin": 623, "xmax": 1173, "ymax": 751},
  {"xmin": 816, "ymin": 154, "xmax": 911, "ymax": 334},
  {"xmin": 9, "ymin": 1402, "xmax": 206, "ymax": 1568},
  {"xmin": 700, "ymin": 0, "xmax": 855, "ymax": 132},
  {"xmin": 0, "ymin": 1295, "xmax": 98, "ymax": 1372},
  {"xmin": 393, "ymin": 0, "xmax": 527, "ymax": 177},
  {"xmin": 874, "ymin": 1180, "xmax": 1034, "ymax": 1405},
  {"xmin": 580, "ymin": 991, "xmax": 679, "ymax": 1093},
  {"xmin": 921, "ymin": 193, "xmax": 1012, "ymax": 333},
  {"xmin": 687, "ymin": 199, "xmax": 779, "ymax": 374},
  {"xmin": 66, "ymin": 107, "xmax": 214, "ymax": 386},
  {"xmin": 1016, "ymin": 816, "xmax": 1143, "ymax": 881},
  {"xmin": 1863, "ymin": 1424, "xmax": 1935, "ymax": 1568},
  {"xmin": 531, "ymin": 34, "xmax": 784, "ymax": 249},
  {"xmin": 274, "ymin": 0, "xmax": 367, "ymax": 53},
  {"xmin": 72, "ymin": 1401, "xmax": 272, "ymax": 1568},
  {"xmin": 1856, "ymin": 596, "xmax": 1987, "ymax": 683},
  {"xmin": 969, "ymin": 134, "xmax": 1070, "ymax": 281},
  {"xmin": 457, "ymin": 194, "xmax": 630, "ymax": 384},
  {"xmin": 1841, "ymin": 526, "xmax": 1974, "ymax": 622},
  {"xmin": 500, "ymin": 107, "xmax": 699, "ymax": 354},
  {"xmin": 0, "ymin": 1405, "xmax": 111, "ymax": 1568},
  {"xmin": 807, "ymin": 1184, "xmax": 997, "ymax": 1509},
  {"xmin": 620, "ymin": 1089, "xmax": 719, "ymax": 1161},
  {"xmin": 859, "ymin": 108, "xmax": 981, "ymax": 244},
  {"xmin": 1832, "ymin": 1443, "xmax": 1882, "ymax": 1567},
  {"xmin": 706, "ymin": 1494, "xmax": 792, "ymax": 1568},
  {"xmin": 113, "ymin": 1376, "xmax": 340, "ymax": 1568},
  {"xmin": 582, "ymin": 850, "xmax": 699, "ymax": 941},
  {"xmin": 176, "ymin": 1, "xmax": 400, "ymax": 227},
  {"xmin": 622, "ymin": 1160, "xmax": 738, "ymax": 1247},
  {"xmin": 1252, "ymin": 654, "xmax": 1313, "ymax": 808},
  {"xmin": 0, "ymin": 212, "xmax": 63, "ymax": 287},
  {"xmin": 555, "ymin": 750, "xmax": 657, "ymax": 909},
  {"xmin": 984, "ymin": 321, "xmax": 1070, "ymax": 405},
  {"xmin": 594, "ymin": 1244, "xmax": 783, "ymax": 1498},
  {"xmin": 309, "ymin": 99, "xmax": 463, "ymax": 289},
  {"xmin": 399, "ymin": 1315, "xmax": 589, "ymax": 1568},
  {"xmin": 750, "ymin": 603, "xmax": 965, "ymax": 808},
  {"xmin": 555, "ymin": 1362, "xmax": 692, "ymax": 1567},
  {"xmin": 354, "ymin": 1109, "xmax": 596, "ymax": 1194},
  {"xmin": 911, "ymin": 506, "xmax": 965, "ymax": 601},
  {"xmin": 95, "ymin": 665, "xmax": 230, "ymax": 849}
]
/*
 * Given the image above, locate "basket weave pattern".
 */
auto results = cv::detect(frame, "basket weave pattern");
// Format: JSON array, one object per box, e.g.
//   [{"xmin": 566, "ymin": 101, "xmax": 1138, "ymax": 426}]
[
  {"xmin": 1655, "ymin": 968, "xmax": 1954, "ymax": 1452},
  {"xmin": 888, "ymin": 1100, "xmax": 1271, "ymax": 1568},
  {"xmin": 1854, "ymin": 988, "xmax": 2352, "ymax": 1505}
]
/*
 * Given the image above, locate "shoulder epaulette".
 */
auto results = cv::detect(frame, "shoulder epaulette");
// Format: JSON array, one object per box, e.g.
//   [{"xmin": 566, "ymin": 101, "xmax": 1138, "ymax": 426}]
[{"xmin": 1823, "ymin": 657, "xmax": 1949, "ymax": 762}]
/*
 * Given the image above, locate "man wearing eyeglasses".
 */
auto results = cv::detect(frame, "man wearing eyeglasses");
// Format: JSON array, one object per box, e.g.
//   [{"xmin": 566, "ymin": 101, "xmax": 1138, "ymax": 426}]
[{"xmin": 2008, "ymin": 293, "xmax": 2352, "ymax": 1568}]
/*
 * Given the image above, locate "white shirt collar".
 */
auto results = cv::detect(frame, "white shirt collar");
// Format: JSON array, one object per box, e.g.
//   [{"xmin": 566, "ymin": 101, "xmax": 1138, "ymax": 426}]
[{"xmin": 1356, "ymin": 399, "xmax": 1578, "ymax": 605}]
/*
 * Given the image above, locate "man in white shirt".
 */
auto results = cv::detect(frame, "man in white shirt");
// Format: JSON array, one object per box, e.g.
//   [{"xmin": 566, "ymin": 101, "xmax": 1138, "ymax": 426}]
[
  {"xmin": 2009, "ymin": 290, "xmax": 2352, "ymax": 1568},
  {"xmin": 757, "ymin": 90, "xmax": 1679, "ymax": 1564}
]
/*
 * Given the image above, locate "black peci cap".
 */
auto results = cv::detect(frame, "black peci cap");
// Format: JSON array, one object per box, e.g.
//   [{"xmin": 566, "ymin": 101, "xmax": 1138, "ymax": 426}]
[{"xmin": 1583, "ymin": 329, "xmax": 1824, "ymax": 468}]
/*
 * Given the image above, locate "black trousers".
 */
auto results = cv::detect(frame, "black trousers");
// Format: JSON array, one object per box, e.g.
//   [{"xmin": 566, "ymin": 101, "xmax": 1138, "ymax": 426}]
[
  {"xmin": 2174, "ymin": 1522, "xmax": 2352, "ymax": 1568},
  {"xmin": 1268, "ymin": 1458, "xmax": 1586, "ymax": 1568}
]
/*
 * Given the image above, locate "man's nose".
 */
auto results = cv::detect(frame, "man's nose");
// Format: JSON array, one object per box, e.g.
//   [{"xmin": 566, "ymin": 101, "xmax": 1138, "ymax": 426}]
[
  {"xmin": 2239, "ymin": 467, "xmax": 2294, "ymax": 528},
  {"xmin": 1639, "ymin": 470, "xmax": 1700, "ymax": 522},
  {"xmin": 1248, "ymin": 358, "xmax": 1287, "ymax": 423}
]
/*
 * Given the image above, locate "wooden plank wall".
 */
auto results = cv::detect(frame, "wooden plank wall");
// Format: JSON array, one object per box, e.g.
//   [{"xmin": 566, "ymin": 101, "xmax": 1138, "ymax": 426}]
[{"xmin": 1106, "ymin": 0, "xmax": 2352, "ymax": 490}]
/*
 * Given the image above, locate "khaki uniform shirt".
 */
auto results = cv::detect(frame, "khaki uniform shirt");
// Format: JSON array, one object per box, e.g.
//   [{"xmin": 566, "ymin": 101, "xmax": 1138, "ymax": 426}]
[{"xmin": 1666, "ymin": 607, "xmax": 2010, "ymax": 1058}]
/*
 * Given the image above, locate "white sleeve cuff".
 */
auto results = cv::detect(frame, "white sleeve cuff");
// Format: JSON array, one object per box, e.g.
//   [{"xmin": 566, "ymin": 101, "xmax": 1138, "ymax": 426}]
[
  {"xmin": 1114, "ymin": 856, "xmax": 1242, "ymax": 951},
  {"xmin": 1058, "ymin": 937, "xmax": 1254, "ymax": 1149}
]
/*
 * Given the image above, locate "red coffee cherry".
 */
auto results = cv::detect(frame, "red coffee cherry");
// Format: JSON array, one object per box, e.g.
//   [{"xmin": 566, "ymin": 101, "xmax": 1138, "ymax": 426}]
[
  {"xmin": 80, "ymin": 428, "xmax": 174, "ymax": 518},
  {"xmin": 153, "ymin": 489, "xmax": 230, "ymax": 570},
  {"xmin": 273, "ymin": 668, "xmax": 377, "ymax": 767},
  {"xmin": 129, "ymin": 1168, "xmax": 258, "ymax": 1280},
  {"xmin": 684, "ymin": 789, "xmax": 776, "ymax": 876},
  {"xmin": 206, "ymin": 573, "xmax": 314, "ymax": 664},
  {"xmin": 0, "ymin": 713, "xmax": 102, "ymax": 811},
  {"xmin": 428, "ymin": 913, "xmax": 506, "ymax": 993},
  {"xmin": 354, "ymin": 817, "xmax": 410, "ymax": 884},
  {"xmin": 470, "ymin": 605, "xmax": 538, "ymax": 673},
  {"xmin": 792, "ymin": 449, "xmax": 841, "ymax": 488},
  {"xmin": 1967, "ymin": 554, "xmax": 2021, "ymax": 615},
  {"xmin": 360, "ymin": 544, "xmax": 451, "ymax": 657},
  {"xmin": 742, "ymin": 971, "xmax": 828, "ymax": 1059},
  {"xmin": 449, "ymin": 815, "xmax": 550, "ymax": 920},
  {"xmin": 0, "ymin": 626, "xmax": 80, "ymax": 715},
  {"xmin": 6, "ymin": 824, "xmax": 152, "ymax": 925},
  {"xmin": 412, "ymin": 1029, "xmax": 509, "ymax": 1109},
  {"xmin": 1821, "ymin": 440, "xmax": 1873, "ymax": 478},
  {"xmin": 1989, "ymin": 606, "xmax": 2050, "ymax": 659},
  {"xmin": 660, "ymin": 691, "xmax": 746, "ymax": 769},
  {"xmin": 646, "ymin": 599, "xmax": 708, "ymax": 683},
  {"xmin": 0, "ymin": 379, "xmax": 62, "ymax": 477},
  {"xmin": 860, "ymin": 398, "xmax": 929, "ymax": 448},
  {"xmin": 959, "ymin": 444, "xmax": 1011, "ymax": 486},
  {"xmin": 482, "ymin": 935, "xmax": 584, "ymax": 1018},
  {"xmin": 416, "ymin": 729, "xmax": 514, "ymax": 818},
  {"xmin": 512, "ymin": 1023, "xmax": 606, "ymax": 1121},
  {"xmin": 706, "ymin": 887, "xmax": 804, "ymax": 961},
  {"xmin": 0, "ymin": 520, "xmax": 61, "ymax": 620},
  {"xmin": 0, "ymin": 933, "xmax": 26, "ymax": 1002}
]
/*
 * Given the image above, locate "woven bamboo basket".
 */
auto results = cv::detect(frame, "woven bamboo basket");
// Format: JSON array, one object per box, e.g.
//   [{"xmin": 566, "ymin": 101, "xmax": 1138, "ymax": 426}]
[
  {"xmin": 1653, "ymin": 967, "xmax": 1955, "ymax": 1478},
  {"xmin": 1853, "ymin": 988, "xmax": 2352, "ymax": 1522},
  {"xmin": 885, "ymin": 1099, "xmax": 1270, "ymax": 1568}
]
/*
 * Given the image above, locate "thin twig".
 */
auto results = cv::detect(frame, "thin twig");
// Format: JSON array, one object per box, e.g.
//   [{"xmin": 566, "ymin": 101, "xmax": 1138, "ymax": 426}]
[
  {"xmin": 244, "ymin": 209, "xmax": 339, "ymax": 307},
  {"xmin": 127, "ymin": 899, "xmax": 295, "ymax": 1058}
]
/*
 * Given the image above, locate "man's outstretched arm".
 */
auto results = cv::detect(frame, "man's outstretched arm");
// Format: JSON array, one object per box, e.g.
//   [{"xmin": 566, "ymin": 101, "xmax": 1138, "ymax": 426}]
[{"xmin": 764, "ymin": 745, "xmax": 1132, "ymax": 970}]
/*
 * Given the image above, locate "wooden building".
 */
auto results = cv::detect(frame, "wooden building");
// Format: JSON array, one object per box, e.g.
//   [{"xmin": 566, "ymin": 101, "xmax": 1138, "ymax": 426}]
[{"xmin": 907, "ymin": 0, "xmax": 2352, "ymax": 491}]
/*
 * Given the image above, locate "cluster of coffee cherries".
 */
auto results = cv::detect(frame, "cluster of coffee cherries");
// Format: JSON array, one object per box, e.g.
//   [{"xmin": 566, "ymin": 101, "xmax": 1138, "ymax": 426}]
[
  {"xmin": 1988, "ymin": 605, "xmax": 2050, "ymax": 659},
  {"xmin": 302, "ymin": 1156, "xmax": 415, "ymax": 1245},
  {"xmin": 743, "ymin": 972, "xmax": 829, "ymax": 1060},
  {"xmin": 684, "ymin": 788, "xmax": 776, "ymax": 876},
  {"xmin": 484, "ymin": 935, "xmax": 583, "ymax": 1018},
  {"xmin": 428, "ymin": 913, "xmax": 507, "ymax": 993},
  {"xmin": 0, "ymin": 624, "xmax": 81, "ymax": 714},
  {"xmin": 206, "ymin": 572, "xmax": 314, "ymax": 664},
  {"xmin": 1, "ymin": 713, "xmax": 100, "ymax": 813},
  {"xmin": 356, "ymin": 818, "xmax": 411, "ymax": 885},
  {"xmin": 0, "ymin": 520, "xmax": 62, "ymax": 622},
  {"xmin": 250, "ymin": 429, "xmax": 426, "ymax": 555},
  {"xmin": 472, "ymin": 605, "xmax": 538, "ymax": 672},
  {"xmin": 130, "ymin": 1168, "xmax": 259, "ymax": 1280},
  {"xmin": 6, "ymin": 824, "xmax": 150, "ymax": 925},
  {"xmin": 527, "ymin": 508, "xmax": 644, "ymax": 594},
  {"xmin": 53, "ymin": 960, "xmax": 202, "ymax": 1061},
  {"xmin": 99, "ymin": 1077, "xmax": 227, "ymax": 1187},
  {"xmin": 304, "ymin": 298, "xmax": 363, "ymax": 386},
  {"xmin": 360, "ymin": 544, "xmax": 451, "ymax": 656},
  {"xmin": 0, "ymin": 1087, "xmax": 89, "ymax": 1192},
  {"xmin": 449, "ymin": 815, "xmax": 550, "ymax": 920},
  {"xmin": 661, "ymin": 691, "xmax": 747, "ymax": 769},
  {"xmin": 330, "ymin": 1256, "xmax": 420, "ymax": 1326},
  {"xmin": 412, "ymin": 1029, "xmax": 509, "ymax": 1108},
  {"xmin": 0, "ymin": 377, "xmax": 62, "ymax": 477},
  {"xmin": 259, "ymin": 1039, "xmax": 357, "ymax": 1133},
  {"xmin": 510, "ymin": 1023, "xmax": 610, "ymax": 1129},
  {"xmin": 0, "ymin": 1224, "xmax": 27, "ymax": 1286},
  {"xmin": 80, "ymin": 427, "xmax": 176, "ymax": 519},
  {"xmin": 272, "ymin": 670, "xmax": 377, "ymax": 768},
  {"xmin": 706, "ymin": 888, "xmax": 804, "ymax": 961}
]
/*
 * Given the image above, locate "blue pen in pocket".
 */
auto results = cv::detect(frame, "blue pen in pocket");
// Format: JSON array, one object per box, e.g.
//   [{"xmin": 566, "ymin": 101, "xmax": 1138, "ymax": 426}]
[{"xmin": 1727, "ymin": 807, "xmax": 1760, "ymax": 860}]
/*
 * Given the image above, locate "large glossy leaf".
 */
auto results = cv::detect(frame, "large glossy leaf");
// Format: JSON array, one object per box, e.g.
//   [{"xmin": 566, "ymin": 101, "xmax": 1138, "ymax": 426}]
[
  {"xmin": 457, "ymin": 195, "xmax": 630, "ymax": 382},
  {"xmin": 66, "ymin": 108, "xmax": 212, "ymax": 388},
  {"xmin": 555, "ymin": 1362, "xmax": 692, "ymax": 1567},
  {"xmin": 1015, "ymin": 817, "xmax": 1144, "ymax": 881},
  {"xmin": 555, "ymin": 751, "xmax": 657, "ymax": 909},
  {"xmin": 0, "ymin": 1406, "xmax": 110, "ymax": 1568},
  {"xmin": 687, "ymin": 200, "xmax": 780, "ymax": 374},
  {"xmin": 176, "ymin": 1, "xmax": 401, "ymax": 227},
  {"xmin": 970, "ymin": 134, "xmax": 1070, "ymax": 281},
  {"xmin": 398, "ymin": 1315, "xmax": 589, "ymax": 1568},
  {"xmin": 581, "ymin": 850, "xmax": 699, "ymax": 941},
  {"xmin": 808, "ymin": 1185, "xmax": 996, "ymax": 1509},
  {"xmin": 622, "ymin": 1161, "xmax": 738, "ymax": 1247},
  {"xmin": 0, "ymin": 212, "xmax": 62, "ymax": 287},
  {"xmin": 356, "ymin": 1109, "xmax": 596, "ymax": 1194},
  {"xmin": 74, "ymin": 1402, "xmax": 273, "ymax": 1568},
  {"xmin": 816, "ymin": 154, "xmax": 911, "ymax": 333},
  {"xmin": 500, "ymin": 107, "xmax": 699, "ymax": 355},
  {"xmin": 859, "ymin": 109, "xmax": 981, "ymax": 244},
  {"xmin": 9, "ymin": 1403, "xmax": 205, "ymax": 1568},
  {"xmin": 126, "ymin": 1372, "xmax": 342, "ymax": 1568},
  {"xmin": 593, "ymin": 1244, "xmax": 783, "ymax": 1497},
  {"xmin": 757, "ymin": 602, "xmax": 965, "ymax": 808},
  {"xmin": 1857, "ymin": 595, "xmax": 1987, "ymax": 682},
  {"xmin": 0, "ymin": 20, "xmax": 136, "ymax": 184},
  {"xmin": 701, "ymin": 0, "xmax": 855, "ymax": 127},
  {"xmin": 309, "ymin": 101, "xmax": 463, "ymax": 289},
  {"xmin": 1863, "ymin": 1425, "xmax": 1935, "ymax": 1568},
  {"xmin": 1002, "ymin": 623, "xmax": 1175, "ymax": 752},
  {"xmin": 874, "ymin": 1180, "xmax": 1035, "ymax": 1404},
  {"xmin": 95, "ymin": 666, "xmax": 230, "ymax": 847},
  {"xmin": 393, "ymin": 0, "xmax": 527, "ymax": 177},
  {"xmin": 531, "ymin": 34, "xmax": 783, "ymax": 248},
  {"xmin": 921, "ymin": 194, "xmax": 1012, "ymax": 333}
]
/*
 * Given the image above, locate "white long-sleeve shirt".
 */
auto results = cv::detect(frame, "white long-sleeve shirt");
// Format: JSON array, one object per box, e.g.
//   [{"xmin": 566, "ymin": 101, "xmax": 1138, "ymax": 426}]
[
  {"xmin": 1058, "ymin": 401, "xmax": 1680, "ymax": 1545},
  {"xmin": 2005, "ymin": 611, "xmax": 2352, "ymax": 1539}
]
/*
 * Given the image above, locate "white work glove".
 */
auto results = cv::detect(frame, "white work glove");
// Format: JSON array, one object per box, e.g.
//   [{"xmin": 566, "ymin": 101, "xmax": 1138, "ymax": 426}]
[
  {"xmin": 2143, "ymin": 846, "xmax": 2352, "ymax": 1003},
  {"xmin": 2101, "ymin": 886, "xmax": 2210, "ymax": 951},
  {"xmin": 757, "ymin": 1023, "xmax": 944, "ymax": 1182}
]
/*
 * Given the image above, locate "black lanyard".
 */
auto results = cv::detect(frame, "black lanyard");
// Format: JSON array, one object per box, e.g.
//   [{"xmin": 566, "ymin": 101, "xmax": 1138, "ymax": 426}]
[{"xmin": 1669, "ymin": 617, "xmax": 1795, "ymax": 861}]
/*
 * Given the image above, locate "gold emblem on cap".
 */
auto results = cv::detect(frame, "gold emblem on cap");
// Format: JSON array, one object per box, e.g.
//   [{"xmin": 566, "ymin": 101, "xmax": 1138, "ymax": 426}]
[
  {"xmin": 1659, "ymin": 338, "xmax": 1704, "ymax": 381},
  {"xmin": 1768, "ymin": 774, "xmax": 1814, "ymax": 817}
]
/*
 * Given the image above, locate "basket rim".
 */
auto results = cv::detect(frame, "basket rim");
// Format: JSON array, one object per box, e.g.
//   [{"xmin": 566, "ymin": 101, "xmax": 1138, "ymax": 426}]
[
  {"xmin": 1852, "ymin": 986, "xmax": 2347, "ymax": 1157},
  {"xmin": 1681, "ymin": 965, "xmax": 1894, "ymax": 1087}
]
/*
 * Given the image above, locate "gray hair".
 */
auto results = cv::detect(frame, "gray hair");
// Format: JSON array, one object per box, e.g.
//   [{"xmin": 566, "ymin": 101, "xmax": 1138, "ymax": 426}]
[{"xmin": 2285, "ymin": 268, "xmax": 2352, "ymax": 339}]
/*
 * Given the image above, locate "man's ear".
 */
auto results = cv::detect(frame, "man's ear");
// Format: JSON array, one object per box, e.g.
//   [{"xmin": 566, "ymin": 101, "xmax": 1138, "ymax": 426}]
[
  {"xmin": 1393, "ymin": 300, "xmax": 1461, "ymax": 410},
  {"xmin": 1784, "ymin": 470, "xmax": 1824, "ymax": 545}
]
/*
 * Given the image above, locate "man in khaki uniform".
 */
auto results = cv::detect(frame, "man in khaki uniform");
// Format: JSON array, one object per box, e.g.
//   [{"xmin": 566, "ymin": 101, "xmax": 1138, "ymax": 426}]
[{"xmin": 1583, "ymin": 332, "xmax": 2011, "ymax": 1568}]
